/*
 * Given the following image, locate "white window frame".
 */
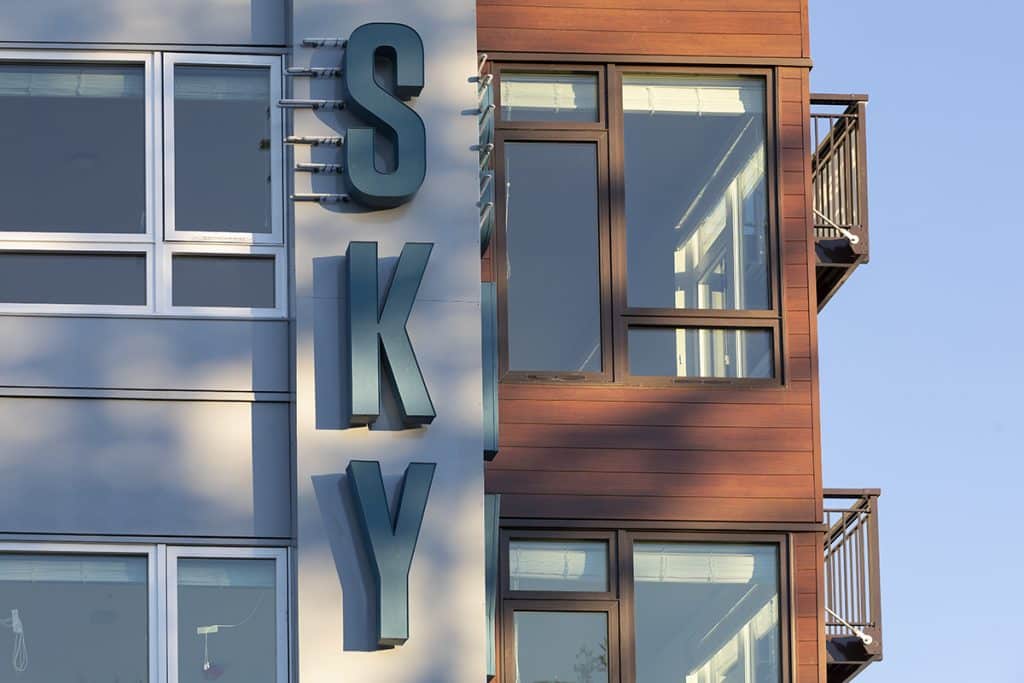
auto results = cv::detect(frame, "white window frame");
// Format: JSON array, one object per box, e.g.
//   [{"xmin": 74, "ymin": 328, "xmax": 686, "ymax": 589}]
[
  {"xmin": 162, "ymin": 53, "xmax": 285, "ymax": 246},
  {"xmin": 0, "ymin": 542, "xmax": 160, "ymax": 683},
  {"xmin": 0, "ymin": 242, "xmax": 155, "ymax": 315},
  {"xmin": 0, "ymin": 50, "xmax": 159, "ymax": 244},
  {"xmin": 0, "ymin": 49, "xmax": 288, "ymax": 319},
  {"xmin": 166, "ymin": 546, "xmax": 289, "ymax": 683},
  {"xmin": 0, "ymin": 543, "xmax": 289, "ymax": 683},
  {"xmin": 158, "ymin": 243, "xmax": 287, "ymax": 318}
]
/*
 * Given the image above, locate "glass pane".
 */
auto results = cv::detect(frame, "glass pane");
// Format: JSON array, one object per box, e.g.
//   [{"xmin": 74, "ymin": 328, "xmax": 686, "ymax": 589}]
[
  {"xmin": 177, "ymin": 558, "xmax": 277, "ymax": 683},
  {"xmin": 0, "ymin": 63, "xmax": 146, "ymax": 233},
  {"xmin": 634, "ymin": 543, "xmax": 781, "ymax": 683},
  {"xmin": 623, "ymin": 75, "xmax": 770, "ymax": 311},
  {"xmin": 0, "ymin": 553, "xmax": 149, "ymax": 681},
  {"xmin": 0, "ymin": 252, "xmax": 146, "ymax": 305},
  {"xmin": 510, "ymin": 540, "xmax": 608, "ymax": 592},
  {"xmin": 172, "ymin": 255, "xmax": 276, "ymax": 308},
  {"xmin": 174, "ymin": 65, "xmax": 272, "ymax": 233},
  {"xmin": 505, "ymin": 142, "xmax": 602, "ymax": 373},
  {"xmin": 500, "ymin": 72, "xmax": 598, "ymax": 122},
  {"xmin": 628, "ymin": 327, "xmax": 773, "ymax": 379},
  {"xmin": 514, "ymin": 611, "xmax": 609, "ymax": 683}
]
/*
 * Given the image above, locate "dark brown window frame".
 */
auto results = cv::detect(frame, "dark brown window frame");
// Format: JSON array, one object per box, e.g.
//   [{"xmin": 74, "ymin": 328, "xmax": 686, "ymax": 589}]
[
  {"xmin": 497, "ymin": 528, "xmax": 794, "ymax": 683},
  {"xmin": 490, "ymin": 62, "xmax": 785, "ymax": 388},
  {"xmin": 493, "ymin": 128, "xmax": 614, "ymax": 383}
]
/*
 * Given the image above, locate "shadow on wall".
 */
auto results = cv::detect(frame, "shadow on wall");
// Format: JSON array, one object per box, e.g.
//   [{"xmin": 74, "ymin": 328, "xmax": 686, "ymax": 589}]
[{"xmin": 0, "ymin": 0, "xmax": 286, "ymax": 45}]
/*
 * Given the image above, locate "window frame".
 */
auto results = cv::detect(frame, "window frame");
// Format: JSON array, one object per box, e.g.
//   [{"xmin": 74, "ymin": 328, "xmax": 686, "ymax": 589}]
[
  {"xmin": 494, "ymin": 62, "xmax": 607, "ymax": 131},
  {"xmin": 0, "ymin": 49, "xmax": 287, "ymax": 319},
  {"xmin": 494, "ymin": 129, "xmax": 614, "ymax": 383},
  {"xmin": 0, "ymin": 241, "xmax": 155, "ymax": 315},
  {"xmin": 166, "ymin": 546, "xmax": 289, "ymax": 683},
  {"xmin": 497, "ymin": 529, "xmax": 793, "ymax": 683},
  {"xmin": 158, "ymin": 243, "xmax": 288, "ymax": 318},
  {"xmin": 0, "ymin": 542, "xmax": 289, "ymax": 683},
  {"xmin": 502, "ymin": 598, "xmax": 621, "ymax": 683},
  {"xmin": 501, "ymin": 529, "xmax": 618, "ymax": 601},
  {"xmin": 0, "ymin": 50, "xmax": 159, "ymax": 244},
  {"xmin": 488, "ymin": 62, "xmax": 785, "ymax": 386},
  {"xmin": 608, "ymin": 65, "xmax": 782, "ymax": 386},
  {"xmin": 0, "ymin": 542, "xmax": 160, "ymax": 683},
  {"xmin": 162, "ymin": 52, "xmax": 285, "ymax": 246}
]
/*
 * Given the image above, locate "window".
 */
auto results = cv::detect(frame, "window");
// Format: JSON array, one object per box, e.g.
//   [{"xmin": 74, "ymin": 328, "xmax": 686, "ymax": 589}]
[
  {"xmin": 0, "ymin": 544, "xmax": 287, "ymax": 683},
  {"xmin": 491, "ymin": 65, "xmax": 781, "ymax": 383},
  {"xmin": 499, "ymin": 532, "xmax": 788, "ymax": 683},
  {"xmin": 0, "ymin": 50, "xmax": 285, "ymax": 317}
]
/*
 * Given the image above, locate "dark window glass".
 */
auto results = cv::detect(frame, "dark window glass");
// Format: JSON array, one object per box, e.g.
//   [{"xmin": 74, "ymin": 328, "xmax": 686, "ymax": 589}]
[
  {"xmin": 634, "ymin": 543, "xmax": 781, "ymax": 683},
  {"xmin": 628, "ymin": 327, "xmax": 773, "ymax": 379},
  {"xmin": 513, "ymin": 611, "xmax": 609, "ymax": 683},
  {"xmin": 505, "ymin": 142, "xmax": 602, "ymax": 373},
  {"xmin": 622, "ymin": 75, "xmax": 770, "ymax": 311},
  {"xmin": 177, "ymin": 558, "xmax": 277, "ymax": 683},
  {"xmin": 0, "ymin": 252, "xmax": 146, "ymax": 305},
  {"xmin": 172, "ymin": 255, "xmax": 275, "ymax": 309},
  {"xmin": 500, "ymin": 72, "xmax": 598, "ymax": 122},
  {"xmin": 0, "ymin": 63, "xmax": 146, "ymax": 233},
  {"xmin": 0, "ymin": 554, "xmax": 149, "ymax": 680},
  {"xmin": 174, "ymin": 66, "xmax": 272, "ymax": 233}
]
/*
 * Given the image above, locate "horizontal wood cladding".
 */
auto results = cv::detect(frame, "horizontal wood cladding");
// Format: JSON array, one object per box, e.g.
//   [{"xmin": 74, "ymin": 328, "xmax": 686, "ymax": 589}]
[
  {"xmin": 793, "ymin": 532, "xmax": 825, "ymax": 681},
  {"xmin": 486, "ymin": 68, "xmax": 821, "ymax": 526},
  {"xmin": 477, "ymin": 0, "xmax": 809, "ymax": 59}
]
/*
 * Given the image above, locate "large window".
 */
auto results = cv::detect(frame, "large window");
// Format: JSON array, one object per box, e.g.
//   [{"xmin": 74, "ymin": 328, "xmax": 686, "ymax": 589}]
[
  {"xmin": 491, "ymin": 65, "xmax": 780, "ymax": 383},
  {"xmin": 500, "ymin": 531, "xmax": 788, "ymax": 683},
  {"xmin": 0, "ymin": 544, "xmax": 287, "ymax": 683},
  {"xmin": 0, "ymin": 50, "xmax": 285, "ymax": 317}
]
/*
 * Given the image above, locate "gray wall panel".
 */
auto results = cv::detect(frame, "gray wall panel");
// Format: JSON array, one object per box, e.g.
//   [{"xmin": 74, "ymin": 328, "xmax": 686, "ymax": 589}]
[
  {"xmin": 0, "ymin": 0, "xmax": 286, "ymax": 46},
  {"xmin": 0, "ymin": 398, "xmax": 290, "ymax": 537},
  {"xmin": 0, "ymin": 316, "xmax": 289, "ymax": 393}
]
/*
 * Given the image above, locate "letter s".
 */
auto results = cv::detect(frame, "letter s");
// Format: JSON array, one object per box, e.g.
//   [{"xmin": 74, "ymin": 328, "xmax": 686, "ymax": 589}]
[{"xmin": 343, "ymin": 23, "xmax": 426, "ymax": 209}]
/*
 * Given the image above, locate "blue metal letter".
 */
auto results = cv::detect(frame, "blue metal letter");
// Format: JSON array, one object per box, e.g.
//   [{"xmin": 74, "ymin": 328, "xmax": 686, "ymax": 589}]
[
  {"xmin": 348, "ymin": 241, "xmax": 435, "ymax": 427},
  {"xmin": 343, "ymin": 23, "xmax": 426, "ymax": 208},
  {"xmin": 347, "ymin": 460, "xmax": 435, "ymax": 647}
]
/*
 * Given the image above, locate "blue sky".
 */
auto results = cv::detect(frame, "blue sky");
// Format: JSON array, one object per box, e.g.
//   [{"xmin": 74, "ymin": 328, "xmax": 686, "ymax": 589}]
[{"xmin": 810, "ymin": 2, "xmax": 1021, "ymax": 680}]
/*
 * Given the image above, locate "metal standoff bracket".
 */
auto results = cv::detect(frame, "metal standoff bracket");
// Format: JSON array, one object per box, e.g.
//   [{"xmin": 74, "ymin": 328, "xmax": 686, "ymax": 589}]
[
  {"xmin": 285, "ymin": 67, "xmax": 343, "ymax": 78},
  {"xmin": 291, "ymin": 193, "xmax": 351, "ymax": 204},
  {"xmin": 295, "ymin": 162, "xmax": 344, "ymax": 174},
  {"xmin": 284, "ymin": 135, "xmax": 345, "ymax": 147},
  {"xmin": 302, "ymin": 38, "xmax": 347, "ymax": 48},
  {"xmin": 279, "ymin": 99, "xmax": 346, "ymax": 110}
]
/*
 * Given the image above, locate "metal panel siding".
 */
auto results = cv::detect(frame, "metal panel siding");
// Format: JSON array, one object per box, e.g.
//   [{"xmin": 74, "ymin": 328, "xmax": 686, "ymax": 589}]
[
  {"xmin": 0, "ymin": 0, "xmax": 287, "ymax": 45},
  {"xmin": 484, "ymin": 493, "xmax": 501, "ymax": 677},
  {"xmin": 482, "ymin": 282, "xmax": 499, "ymax": 458},
  {"xmin": 0, "ymin": 316, "xmax": 289, "ymax": 393},
  {"xmin": 0, "ymin": 398, "xmax": 291, "ymax": 537}
]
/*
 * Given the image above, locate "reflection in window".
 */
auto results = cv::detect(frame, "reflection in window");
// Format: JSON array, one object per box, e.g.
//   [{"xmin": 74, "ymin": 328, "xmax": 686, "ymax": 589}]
[
  {"xmin": 510, "ymin": 540, "xmax": 609, "ymax": 592},
  {"xmin": 501, "ymin": 72, "xmax": 598, "ymax": 122},
  {"xmin": 623, "ymin": 75, "xmax": 770, "ymax": 311},
  {"xmin": 628, "ymin": 327, "xmax": 773, "ymax": 379},
  {"xmin": 0, "ymin": 63, "xmax": 146, "ymax": 234},
  {"xmin": 514, "ymin": 611, "xmax": 609, "ymax": 683},
  {"xmin": 633, "ymin": 543, "xmax": 781, "ymax": 683},
  {"xmin": 0, "ymin": 553, "xmax": 149, "ymax": 681},
  {"xmin": 177, "ymin": 558, "xmax": 277, "ymax": 683},
  {"xmin": 174, "ymin": 66, "xmax": 272, "ymax": 233},
  {"xmin": 505, "ymin": 142, "xmax": 602, "ymax": 373}
]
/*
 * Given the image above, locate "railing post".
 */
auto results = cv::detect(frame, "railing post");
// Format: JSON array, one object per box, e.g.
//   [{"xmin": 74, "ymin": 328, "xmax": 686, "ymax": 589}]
[{"xmin": 866, "ymin": 493, "xmax": 883, "ymax": 654}]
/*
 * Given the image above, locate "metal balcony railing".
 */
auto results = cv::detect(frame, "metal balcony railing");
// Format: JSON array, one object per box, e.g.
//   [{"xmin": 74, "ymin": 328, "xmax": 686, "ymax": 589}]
[
  {"xmin": 811, "ymin": 95, "xmax": 870, "ymax": 310},
  {"xmin": 823, "ymin": 489, "xmax": 883, "ymax": 682}
]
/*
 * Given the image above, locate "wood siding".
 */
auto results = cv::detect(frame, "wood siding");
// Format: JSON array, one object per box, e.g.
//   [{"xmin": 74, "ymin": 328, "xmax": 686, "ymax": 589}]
[
  {"xmin": 794, "ymin": 531, "xmax": 826, "ymax": 683},
  {"xmin": 485, "ymin": 69, "xmax": 821, "ymax": 527},
  {"xmin": 478, "ymin": 0, "xmax": 809, "ymax": 60}
]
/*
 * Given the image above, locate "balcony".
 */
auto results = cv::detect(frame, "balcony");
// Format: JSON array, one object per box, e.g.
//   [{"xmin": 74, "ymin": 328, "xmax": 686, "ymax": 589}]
[
  {"xmin": 823, "ymin": 489, "xmax": 883, "ymax": 683},
  {"xmin": 811, "ymin": 95, "xmax": 870, "ymax": 310}
]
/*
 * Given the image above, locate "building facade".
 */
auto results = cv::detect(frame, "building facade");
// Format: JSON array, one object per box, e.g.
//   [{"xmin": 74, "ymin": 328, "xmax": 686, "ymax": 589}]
[{"xmin": 0, "ymin": 2, "xmax": 880, "ymax": 683}]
